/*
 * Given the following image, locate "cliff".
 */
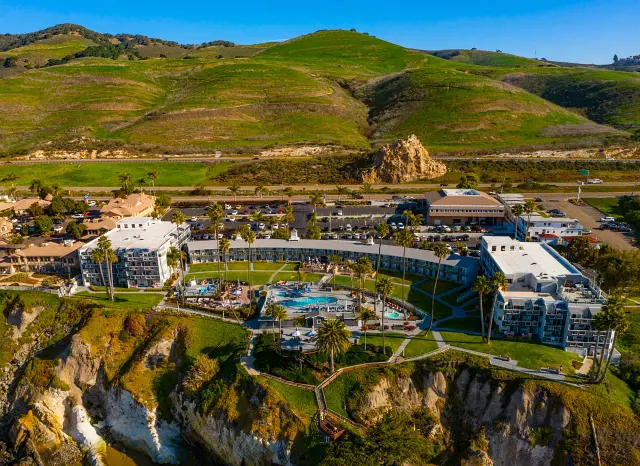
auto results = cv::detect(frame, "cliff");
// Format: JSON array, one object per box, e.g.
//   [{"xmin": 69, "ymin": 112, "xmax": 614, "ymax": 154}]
[{"xmin": 362, "ymin": 134, "xmax": 447, "ymax": 183}]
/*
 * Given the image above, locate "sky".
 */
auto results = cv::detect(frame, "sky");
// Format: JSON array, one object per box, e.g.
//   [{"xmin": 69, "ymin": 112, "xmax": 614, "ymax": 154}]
[{"xmin": 1, "ymin": 0, "xmax": 638, "ymax": 64}]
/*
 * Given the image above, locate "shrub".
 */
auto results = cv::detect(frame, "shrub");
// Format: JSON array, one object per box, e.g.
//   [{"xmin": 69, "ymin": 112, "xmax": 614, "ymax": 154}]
[
  {"xmin": 183, "ymin": 355, "xmax": 220, "ymax": 396},
  {"xmin": 124, "ymin": 313, "xmax": 147, "ymax": 338}
]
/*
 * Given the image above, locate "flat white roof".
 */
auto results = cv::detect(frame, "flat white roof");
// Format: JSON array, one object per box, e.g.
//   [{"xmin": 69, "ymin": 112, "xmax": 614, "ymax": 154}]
[
  {"xmin": 80, "ymin": 218, "xmax": 177, "ymax": 251},
  {"xmin": 441, "ymin": 188, "xmax": 481, "ymax": 196},
  {"xmin": 188, "ymin": 238, "xmax": 478, "ymax": 269},
  {"xmin": 483, "ymin": 236, "xmax": 574, "ymax": 278}
]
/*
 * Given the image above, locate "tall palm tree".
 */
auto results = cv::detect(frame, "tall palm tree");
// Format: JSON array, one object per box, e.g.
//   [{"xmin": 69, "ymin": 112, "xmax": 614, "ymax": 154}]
[
  {"xmin": 472, "ymin": 276, "xmax": 491, "ymax": 342},
  {"xmin": 358, "ymin": 307, "xmax": 376, "ymax": 351},
  {"xmin": 403, "ymin": 210, "xmax": 415, "ymax": 229},
  {"xmin": 329, "ymin": 254, "xmax": 342, "ymax": 285},
  {"xmin": 309, "ymin": 191, "xmax": 324, "ymax": 213},
  {"xmin": 207, "ymin": 204, "xmax": 224, "ymax": 282},
  {"xmin": 361, "ymin": 183, "xmax": 373, "ymax": 200},
  {"xmin": 97, "ymin": 235, "xmax": 117, "ymax": 301},
  {"xmin": 6, "ymin": 185, "xmax": 17, "ymax": 201},
  {"xmin": 29, "ymin": 179, "xmax": 42, "ymax": 196},
  {"xmin": 511, "ymin": 204, "xmax": 524, "ymax": 240},
  {"xmin": 137, "ymin": 178, "xmax": 146, "ymax": 192},
  {"xmin": 391, "ymin": 229, "xmax": 415, "ymax": 314},
  {"xmin": 272, "ymin": 305, "xmax": 288, "ymax": 352},
  {"xmin": 254, "ymin": 185, "xmax": 269, "ymax": 199},
  {"xmin": 283, "ymin": 187, "xmax": 294, "ymax": 202},
  {"xmin": 373, "ymin": 222, "xmax": 390, "ymax": 317},
  {"xmin": 523, "ymin": 199, "xmax": 537, "ymax": 240},
  {"xmin": 219, "ymin": 237, "xmax": 231, "ymax": 285},
  {"xmin": 264, "ymin": 302, "xmax": 281, "ymax": 344},
  {"xmin": 335, "ymin": 186, "xmax": 349, "ymax": 202},
  {"xmin": 228, "ymin": 183, "xmax": 240, "ymax": 202},
  {"xmin": 171, "ymin": 210, "xmax": 187, "ymax": 301},
  {"xmin": 429, "ymin": 242, "xmax": 450, "ymax": 330},
  {"xmin": 590, "ymin": 311, "xmax": 609, "ymax": 382},
  {"xmin": 147, "ymin": 171, "xmax": 159, "ymax": 197},
  {"xmin": 596, "ymin": 298, "xmax": 628, "ymax": 383},
  {"xmin": 487, "ymin": 272, "xmax": 508, "ymax": 344},
  {"xmin": 90, "ymin": 248, "xmax": 107, "ymax": 293},
  {"xmin": 312, "ymin": 319, "xmax": 352, "ymax": 373},
  {"xmin": 238, "ymin": 225, "xmax": 256, "ymax": 304},
  {"xmin": 166, "ymin": 247, "xmax": 180, "ymax": 276},
  {"xmin": 119, "ymin": 172, "xmax": 133, "ymax": 193},
  {"xmin": 376, "ymin": 278, "xmax": 394, "ymax": 357},
  {"xmin": 283, "ymin": 203, "xmax": 294, "ymax": 233}
]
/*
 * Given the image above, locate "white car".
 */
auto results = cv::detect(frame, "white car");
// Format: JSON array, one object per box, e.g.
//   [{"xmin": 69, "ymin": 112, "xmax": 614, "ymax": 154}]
[
  {"xmin": 227, "ymin": 216, "xmax": 236, "ymax": 222},
  {"xmin": 588, "ymin": 178, "xmax": 603, "ymax": 184},
  {"xmin": 346, "ymin": 224, "xmax": 352, "ymax": 231},
  {"xmin": 337, "ymin": 210, "xmax": 343, "ymax": 216},
  {"xmin": 231, "ymin": 210, "xmax": 238, "ymax": 215},
  {"xmin": 599, "ymin": 216, "xmax": 615, "ymax": 222},
  {"xmin": 87, "ymin": 200, "xmax": 97, "ymax": 207},
  {"xmin": 272, "ymin": 224, "xmax": 279, "ymax": 230},
  {"xmin": 53, "ymin": 225, "xmax": 64, "ymax": 233},
  {"xmin": 258, "ymin": 223, "xmax": 266, "ymax": 230},
  {"xmin": 398, "ymin": 222, "xmax": 405, "ymax": 230},
  {"xmin": 224, "ymin": 204, "xmax": 232, "ymax": 210},
  {"xmin": 71, "ymin": 214, "xmax": 84, "ymax": 219},
  {"xmin": 191, "ymin": 216, "xmax": 198, "ymax": 222}
]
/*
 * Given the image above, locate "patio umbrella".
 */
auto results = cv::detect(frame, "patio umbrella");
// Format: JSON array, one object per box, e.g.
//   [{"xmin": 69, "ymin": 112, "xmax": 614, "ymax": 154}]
[{"xmin": 291, "ymin": 329, "xmax": 302, "ymax": 338}]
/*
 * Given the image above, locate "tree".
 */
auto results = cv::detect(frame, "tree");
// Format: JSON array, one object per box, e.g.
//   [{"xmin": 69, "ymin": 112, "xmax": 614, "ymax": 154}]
[
  {"xmin": 429, "ymin": 242, "xmax": 449, "ymax": 330},
  {"xmin": 361, "ymin": 183, "xmax": 373, "ymax": 200},
  {"xmin": 613, "ymin": 54, "xmax": 619, "ymax": 63},
  {"xmin": 283, "ymin": 186, "xmax": 294, "ymax": 202},
  {"xmin": 487, "ymin": 272, "xmax": 508, "ymax": 344},
  {"xmin": 219, "ymin": 237, "xmax": 231, "ymax": 286},
  {"xmin": 9, "ymin": 233, "xmax": 23, "ymax": 245},
  {"xmin": 272, "ymin": 305, "xmax": 288, "ymax": 352},
  {"xmin": 511, "ymin": 204, "xmax": 524, "ymax": 240},
  {"xmin": 29, "ymin": 179, "xmax": 42, "ymax": 196},
  {"xmin": 309, "ymin": 191, "xmax": 324, "ymax": 213},
  {"xmin": 228, "ymin": 183, "xmax": 240, "ymax": 201},
  {"xmin": 358, "ymin": 307, "xmax": 376, "ymax": 351},
  {"xmin": 307, "ymin": 225, "xmax": 321, "ymax": 240},
  {"xmin": 170, "ymin": 211, "xmax": 187, "ymax": 301},
  {"xmin": 166, "ymin": 247, "xmax": 181, "ymax": 275},
  {"xmin": 27, "ymin": 202, "xmax": 44, "ymax": 218},
  {"xmin": 97, "ymin": 235, "xmax": 117, "ymax": 301},
  {"xmin": 457, "ymin": 173, "xmax": 480, "ymax": 189},
  {"xmin": 136, "ymin": 177, "xmax": 146, "ymax": 191},
  {"xmin": 119, "ymin": 172, "xmax": 133, "ymax": 194},
  {"xmin": 238, "ymin": 225, "xmax": 256, "ymax": 304},
  {"xmin": 182, "ymin": 355, "xmax": 219, "ymax": 396},
  {"xmin": 329, "ymin": 254, "xmax": 342, "ymax": 285},
  {"xmin": 335, "ymin": 185, "xmax": 349, "ymax": 202},
  {"xmin": 66, "ymin": 221, "xmax": 86, "ymax": 239},
  {"xmin": 91, "ymin": 248, "xmax": 107, "ymax": 291},
  {"xmin": 283, "ymin": 203, "xmax": 294, "ymax": 232},
  {"xmin": 523, "ymin": 199, "xmax": 537, "ymax": 239},
  {"xmin": 264, "ymin": 302, "xmax": 283, "ymax": 344},
  {"xmin": 596, "ymin": 298, "xmax": 628, "ymax": 383},
  {"xmin": 254, "ymin": 185, "xmax": 269, "ymax": 199},
  {"xmin": 373, "ymin": 222, "xmax": 390, "ymax": 318},
  {"xmin": 33, "ymin": 215, "xmax": 53, "ymax": 233},
  {"xmin": 473, "ymin": 276, "xmax": 491, "ymax": 342},
  {"xmin": 376, "ymin": 278, "xmax": 394, "ymax": 357},
  {"xmin": 147, "ymin": 171, "xmax": 159, "ymax": 197},
  {"xmin": 567, "ymin": 236, "xmax": 593, "ymax": 263},
  {"xmin": 392, "ymin": 229, "xmax": 415, "ymax": 319},
  {"xmin": 207, "ymin": 204, "xmax": 225, "ymax": 282},
  {"xmin": 351, "ymin": 257, "xmax": 372, "ymax": 310},
  {"xmin": 312, "ymin": 319, "xmax": 352, "ymax": 373},
  {"xmin": 590, "ymin": 311, "xmax": 609, "ymax": 382}
]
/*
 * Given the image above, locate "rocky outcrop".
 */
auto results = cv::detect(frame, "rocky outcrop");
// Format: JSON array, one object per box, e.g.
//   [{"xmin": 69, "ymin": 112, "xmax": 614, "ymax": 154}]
[{"xmin": 362, "ymin": 135, "xmax": 447, "ymax": 183}]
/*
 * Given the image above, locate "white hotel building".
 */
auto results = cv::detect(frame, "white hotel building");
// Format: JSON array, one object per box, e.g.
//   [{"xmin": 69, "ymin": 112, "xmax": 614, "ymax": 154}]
[
  {"xmin": 480, "ymin": 236, "xmax": 612, "ymax": 356},
  {"xmin": 79, "ymin": 218, "xmax": 190, "ymax": 288}
]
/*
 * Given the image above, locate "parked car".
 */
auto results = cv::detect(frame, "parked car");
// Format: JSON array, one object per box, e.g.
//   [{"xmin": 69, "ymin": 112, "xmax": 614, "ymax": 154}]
[
  {"xmin": 224, "ymin": 204, "xmax": 232, "ymax": 210},
  {"xmin": 588, "ymin": 178, "xmax": 603, "ymax": 184},
  {"xmin": 599, "ymin": 216, "xmax": 615, "ymax": 222},
  {"xmin": 71, "ymin": 214, "xmax": 84, "ymax": 219},
  {"xmin": 53, "ymin": 225, "xmax": 64, "ymax": 233}
]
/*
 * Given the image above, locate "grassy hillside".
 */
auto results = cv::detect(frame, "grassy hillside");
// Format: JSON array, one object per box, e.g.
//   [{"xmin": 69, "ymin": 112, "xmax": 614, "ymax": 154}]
[
  {"xmin": 257, "ymin": 29, "xmax": 428, "ymax": 78},
  {"xmin": 0, "ymin": 34, "xmax": 95, "ymax": 67},
  {"xmin": 430, "ymin": 49, "xmax": 544, "ymax": 68},
  {"xmin": 360, "ymin": 63, "xmax": 618, "ymax": 152},
  {"xmin": 493, "ymin": 67, "xmax": 640, "ymax": 132}
]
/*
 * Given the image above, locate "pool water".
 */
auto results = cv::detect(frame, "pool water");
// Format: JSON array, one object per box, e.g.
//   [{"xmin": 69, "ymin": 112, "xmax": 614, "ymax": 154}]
[
  {"xmin": 279, "ymin": 296, "xmax": 339, "ymax": 309},
  {"xmin": 384, "ymin": 311, "xmax": 402, "ymax": 319}
]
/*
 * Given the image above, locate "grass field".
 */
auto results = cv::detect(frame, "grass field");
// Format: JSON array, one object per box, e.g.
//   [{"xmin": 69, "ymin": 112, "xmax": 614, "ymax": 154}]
[
  {"xmin": 184, "ymin": 270, "xmax": 275, "ymax": 284},
  {"xmin": 360, "ymin": 332, "xmax": 406, "ymax": 354},
  {"xmin": 403, "ymin": 330, "xmax": 439, "ymax": 358},
  {"xmin": 74, "ymin": 291, "xmax": 163, "ymax": 310},
  {"xmin": 439, "ymin": 331, "xmax": 582, "ymax": 374},
  {"xmin": 0, "ymin": 34, "xmax": 95, "ymax": 67},
  {"xmin": 264, "ymin": 378, "xmax": 317, "ymax": 423},
  {"xmin": 433, "ymin": 49, "xmax": 542, "ymax": 68},
  {"xmin": 437, "ymin": 316, "xmax": 484, "ymax": 333},
  {"xmin": 583, "ymin": 197, "xmax": 624, "ymax": 219}
]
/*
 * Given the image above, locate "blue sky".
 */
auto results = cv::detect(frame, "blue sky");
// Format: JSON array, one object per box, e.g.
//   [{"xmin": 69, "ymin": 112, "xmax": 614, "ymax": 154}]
[{"xmin": 2, "ymin": 0, "xmax": 638, "ymax": 64}]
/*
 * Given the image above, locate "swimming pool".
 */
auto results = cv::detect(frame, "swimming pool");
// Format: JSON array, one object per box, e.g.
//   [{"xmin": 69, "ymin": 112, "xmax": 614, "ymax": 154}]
[
  {"xmin": 384, "ymin": 311, "xmax": 403, "ymax": 319},
  {"xmin": 279, "ymin": 296, "xmax": 339, "ymax": 309}
]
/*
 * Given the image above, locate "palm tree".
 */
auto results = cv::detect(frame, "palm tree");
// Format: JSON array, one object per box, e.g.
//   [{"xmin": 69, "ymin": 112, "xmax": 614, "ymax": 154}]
[
  {"xmin": 29, "ymin": 179, "xmax": 42, "ymax": 196},
  {"xmin": 90, "ymin": 248, "xmax": 107, "ymax": 294},
  {"xmin": 335, "ymin": 185, "xmax": 349, "ymax": 202},
  {"xmin": 312, "ymin": 319, "xmax": 352, "ymax": 373},
  {"xmin": 590, "ymin": 311, "xmax": 609, "ymax": 382},
  {"xmin": 283, "ymin": 203, "xmax": 294, "ymax": 232},
  {"xmin": 207, "ymin": 204, "xmax": 224, "ymax": 282},
  {"xmin": 283, "ymin": 186, "xmax": 294, "ymax": 202},
  {"xmin": 254, "ymin": 185, "xmax": 269, "ymax": 199},
  {"xmin": 273, "ymin": 305, "xmax": 288, "ymax": 352},
  {"xmin": 119, "ymin": 172, "xmax": 133, "ymax": 193},
  {"xmin": 358, "ymin": 307, "xmax": 376, "ymax": 351},
  {"xmin": 472, "ymin": 276, "xmax": 491, "ymax": 342},
  {"xmin": 166, "ymin": 247, "xmax": 181, "ymax": 276},
  {"xmin": 137, "ymin": 178, "xmax": 146, "ymax": 192},
  {"xmin": 376, "ymin": 278, "xmax": 394, "ymax": 357},
  {"xmin": 238, "ymin": 225, "xmax": 256, "ymax": 304},
  {"xmin": 97, "ymin": 235, "xmax": 117, "ymax": 301},
  {"xmin": 403, "ymin": 210, "xmax": 415, "ymax": 229},
  {"xmin": 596, "ymin": 298, "xmax": 628, "ymax": 384},
  {"xmin": 523, "ymin": 199, "xmax": 537, "ymax": 240},
  {"xmin": 511, "ymin": 204, "xmax": 524, "ymax": 240},
  {"xmin": 373, "ymin": 222, "xmax": 390, "ymax": 317},
  {"xmin": 218, "ymin": 237, "xmax": 231, "ymax": 285},
  {"xmin": 329, "ymin": 254, "xmax": 342, "ymax": 285},
  {"xmin": 309, "ymin": 191, "xmax": 324, "ymax": 213},
  {"xmin": 487, "ymin": 272, "xmax": 508, "ymax": 344},
  {"xmin": 264, "ymin": 302, "xmax": 281, "ymax": 344},
  {"xmin": 391, "ymin": 229, "xmax": 415, "ymax": 314},
  {"xmin": 228, "ymin": 183, "xmax": 240, "ymax": 202},
  {"xmin": 429, "ymin": 242, "xmax": 450, "ymax": 330},
  {"xmin": 6, "ymin": 185, "xmax": 17, "ymax": 202},
  {"xmin": 171, "ymin": 210, "xmax": 187, "ymax": 301},
  {"xmin": 147, "ymin": 171, "xmax": 159, "ymax": 197}
]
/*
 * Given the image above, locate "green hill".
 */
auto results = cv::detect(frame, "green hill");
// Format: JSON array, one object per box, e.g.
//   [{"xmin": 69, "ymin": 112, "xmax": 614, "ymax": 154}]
[
  {"xmin": 430, "ymin": 49, "xmax": 545, "ymax": 68},
  {"xmin": 0, "ymin": 34, "xmax": 95, "ymax": 68},
  {"xmin": 0, "ymin": 26, "xmax": 634, "ymax": 156}
]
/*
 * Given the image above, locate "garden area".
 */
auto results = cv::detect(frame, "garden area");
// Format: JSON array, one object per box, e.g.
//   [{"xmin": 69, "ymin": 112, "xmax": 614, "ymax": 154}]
[{"xmin": 74, "ymin": 291, "xmax": 164, "ymax": 310}]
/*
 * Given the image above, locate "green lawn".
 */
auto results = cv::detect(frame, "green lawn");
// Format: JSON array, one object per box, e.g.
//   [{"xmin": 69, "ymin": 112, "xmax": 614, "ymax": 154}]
[
  {"xmin": 583, "ymin": 198, "xmax": 624, "ymax": 220},
  {"xmin": 436, "ymin": 316, "xmax": 484, "ymax": 333},
  {"xmin": 185, "ymin": 270, "xmax": 274, "ymax": 285},
  {"xmin": 274, "ymin": 272, "xmax": 324, "ymax": 283},
  {"xmin": 184, "ymin": 315, "xmax": 248, "ymax": 363},
  {"xmin": 264, "ymin": 378, "xmax": 317, "ymax": 423},
  {"xmin": 360, "ymin": 332, "xmax": 406, "ymax": 354},
  {"xmin": 74, "ymin": 291, "xmax": 163, "ymax": 310},
  {"xmin": 439, "ymin": 331, "xmax": 582, "ymax": 374},
  {"xmin": 415, "ymin": 277, "xmax": 460, "ymax": 296},
  {"xmin": 403, "ymin": 331, "xmax": 439, "ymax": 358}
]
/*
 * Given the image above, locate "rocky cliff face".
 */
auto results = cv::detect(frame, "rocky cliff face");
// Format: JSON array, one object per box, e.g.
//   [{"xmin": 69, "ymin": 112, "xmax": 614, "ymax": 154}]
[{"xmin": 362, "ymin": 134, "xmax": 447, "ymax": 183}]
